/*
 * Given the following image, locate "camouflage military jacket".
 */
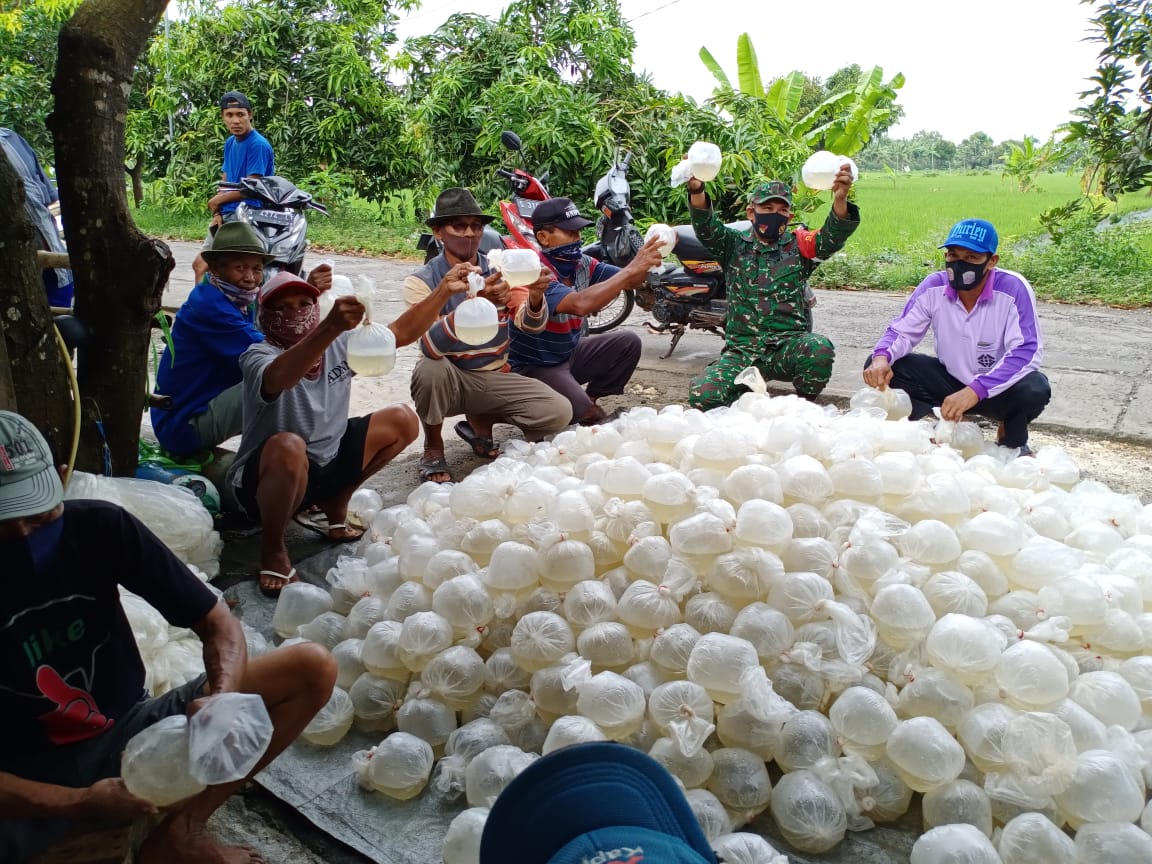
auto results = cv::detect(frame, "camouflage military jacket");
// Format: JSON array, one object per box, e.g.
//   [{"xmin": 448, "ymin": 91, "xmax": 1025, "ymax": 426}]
[{"xmin": 689, "ymin": 198, "xmax": 861, "ymax": 347}]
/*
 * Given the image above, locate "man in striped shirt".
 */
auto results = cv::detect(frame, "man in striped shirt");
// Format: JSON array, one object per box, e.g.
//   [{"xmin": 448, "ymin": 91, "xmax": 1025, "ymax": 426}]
[
  {"xmin": 864, "ymin": 218, "xmax": 1051, "ymax": 457},
  {"xmin": 404, "ymin": 189, "xmax": 572, "ymax": 483}
]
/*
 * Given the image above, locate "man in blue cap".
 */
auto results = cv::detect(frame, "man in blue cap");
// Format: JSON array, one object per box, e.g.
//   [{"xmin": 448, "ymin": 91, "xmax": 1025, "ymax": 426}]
[
  {"xmin": 864, "ymin": 218, "xmax": 1051, "ymax": 457},
  {"xmin": 480, "ymin": 742, "xmax": 719, "ymax": 864}
]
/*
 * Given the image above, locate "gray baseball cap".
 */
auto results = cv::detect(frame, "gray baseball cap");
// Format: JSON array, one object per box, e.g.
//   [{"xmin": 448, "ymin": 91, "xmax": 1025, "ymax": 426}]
[{"xmin": 0, "ymin": 411, "xmax": 63, "ymax": 521}]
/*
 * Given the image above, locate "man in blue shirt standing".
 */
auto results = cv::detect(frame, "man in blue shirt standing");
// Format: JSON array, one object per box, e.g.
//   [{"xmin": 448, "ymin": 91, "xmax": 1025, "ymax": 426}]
[
  {"xmin": 508, "ymin": 197, "xmax": 662, "ymax": 425},
  {"xmin": 191, "ymin": 91, "xmax": 275, "ymax": 284}
]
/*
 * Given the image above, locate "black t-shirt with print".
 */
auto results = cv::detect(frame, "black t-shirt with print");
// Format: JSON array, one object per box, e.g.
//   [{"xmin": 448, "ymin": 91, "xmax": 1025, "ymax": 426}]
[{"xmin": 0, "ymin": 500, "xmax": 218, "ymax": 754}]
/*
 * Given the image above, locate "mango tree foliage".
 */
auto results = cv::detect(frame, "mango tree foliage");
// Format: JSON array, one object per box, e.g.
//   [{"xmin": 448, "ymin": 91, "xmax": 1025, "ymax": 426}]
[
  {"xmin": 137, "ymin": 0, "xmax": 416, "ymax": 208},
  {"xmin": 0, "ymin": 0, "xmax": 83, "ymax": 158},
  {"xmin": 1064, "ymin": 0, "xmax": 1152, "ymax": 197},
  {"xmin": 399, "ymin": 0, "xmax": 641, "ymax": 205}
]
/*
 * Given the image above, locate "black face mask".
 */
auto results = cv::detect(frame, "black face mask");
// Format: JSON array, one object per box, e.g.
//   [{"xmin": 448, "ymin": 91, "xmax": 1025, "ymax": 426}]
[
  {"xmin": 946, "ymin": 258, "xmax": 990, "ymax": 292},
  {"xmin": 753, "ymin": 211, "xmax": 789, "ymax": 243}
]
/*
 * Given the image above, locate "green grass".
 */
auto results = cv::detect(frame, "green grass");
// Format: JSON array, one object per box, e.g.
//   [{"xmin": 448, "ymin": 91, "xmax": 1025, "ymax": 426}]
[
  {"xmin": 805, "ymin": 171, "xmax": 1152, "ymax": 306},
  {"xmin": 132, "ymin": 170, "xmax": 1152, "ymax": 306},
  {"xmin": 132, "ymin": 195, "xmax": 422, "ymax": 260}
]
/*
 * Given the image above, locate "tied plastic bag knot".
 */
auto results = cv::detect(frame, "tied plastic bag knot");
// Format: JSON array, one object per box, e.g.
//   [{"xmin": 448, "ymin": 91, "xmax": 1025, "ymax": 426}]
[
  {"xmin": 560, "ymin": 654, "xmax": 593, "ymax": 692},
  {"xmin": 670, "ymin": 160, "xmax": 693, "ymax": 188},
  {"xmin": 734, "ymin": 366, "xmax": 768, "ymax": 396},
  {"xmin": 433, "ymin": 753, "xmax": 468, "ymax": 799},
  {"xmin": 667, "ymin": 710, "xmax": 716, "ymax": 758},
  {"xmin": 187, "ymin": 692, "xmax": 273, "ymax": 786}
]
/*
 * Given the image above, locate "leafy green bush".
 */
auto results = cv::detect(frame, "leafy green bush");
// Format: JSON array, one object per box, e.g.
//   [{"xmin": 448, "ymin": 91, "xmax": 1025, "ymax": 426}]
[
  {"xmin": 810, "ymin": 252, "xmax": 932, "ymax": 292},
  {"xmin": 1008, "ymin": 216, "xmax": 1152, "ymax": 306}
]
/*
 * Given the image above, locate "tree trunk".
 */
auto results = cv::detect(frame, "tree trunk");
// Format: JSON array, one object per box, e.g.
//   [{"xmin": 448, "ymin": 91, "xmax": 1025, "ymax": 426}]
[
  {"xmin": 127, "ymin": 160, "xmax": 145, "ymax": 208},
  {"xmin": 49, "ymin": 0, "xmax": 174, "ymax": 476},
  {"xmin": 0, "ymin": 154, "xmax": 73, "ymax": 455}
]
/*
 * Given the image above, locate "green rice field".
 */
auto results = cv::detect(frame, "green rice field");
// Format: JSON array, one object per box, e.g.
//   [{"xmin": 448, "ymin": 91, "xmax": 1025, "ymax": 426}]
[
  {"xmin": 133, "ymin": 170, "xmax": 1152, "ymax": 306},
  {"xmin": 803, "ymin": 171, "xmax": 1152, "ymax": 305}
]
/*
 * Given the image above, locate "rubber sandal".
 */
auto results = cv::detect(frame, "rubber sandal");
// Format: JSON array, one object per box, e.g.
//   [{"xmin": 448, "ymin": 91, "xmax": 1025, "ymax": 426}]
[
  {"xmin": 325, "ymin": 522, "xmax": 365, "ymax": 542},
  {"xmin": 292, "ymin": 511, "xmax": 330, "ymax": 538},
  {"xmin": 258, "ymin": 567, "xmax": 298, "ymax": 598},
  {"xmin": 418, "ymin": 455, "xmax": 453, "ymax": 483},
  {"xmin": 453, "ymin": 421, "xmax": 499, "ymax": 460},
  {"xmin": 293, "ymin": 513, "xmax": 364, "ymax": 542}
]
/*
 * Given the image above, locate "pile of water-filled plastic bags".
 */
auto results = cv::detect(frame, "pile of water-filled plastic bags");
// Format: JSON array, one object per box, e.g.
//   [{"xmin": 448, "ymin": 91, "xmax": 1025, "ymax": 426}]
[
  {"xmin": 273, "ymin": 375, "xmax": 1152, "ymax": 863},
  {"xmin": 64, "ymin": 472, "xmax": 227, "ymax": 695}
]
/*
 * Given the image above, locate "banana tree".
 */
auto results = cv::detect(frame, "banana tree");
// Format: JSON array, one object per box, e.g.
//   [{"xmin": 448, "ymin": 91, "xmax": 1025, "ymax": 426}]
[{"xmin": 697, "ymin": 33, "xmax": 903, "ymax": 209}]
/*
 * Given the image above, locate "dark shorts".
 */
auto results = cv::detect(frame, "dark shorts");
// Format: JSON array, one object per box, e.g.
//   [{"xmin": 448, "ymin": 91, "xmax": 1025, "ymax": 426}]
[
  {"xmin": 236, "ymin": 415, "xmax": 370, "ymax": 521},
  {"xmin": 0, "ymin": 674, "xmax": 208, "ymax": 861}
]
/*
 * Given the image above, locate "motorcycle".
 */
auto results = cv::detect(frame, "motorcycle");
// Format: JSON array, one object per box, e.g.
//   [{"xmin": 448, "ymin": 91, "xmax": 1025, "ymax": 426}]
[
  {"xmin": 580, "ymin": 145, "xmax": 735, "ymax": 356},
  {"xmin": 219, "ymin": 175, "xmax": 328, "ymax": 283},
  {"xmin": 416, "ymin": 130, "xmax": 550, "ymax": 264}
]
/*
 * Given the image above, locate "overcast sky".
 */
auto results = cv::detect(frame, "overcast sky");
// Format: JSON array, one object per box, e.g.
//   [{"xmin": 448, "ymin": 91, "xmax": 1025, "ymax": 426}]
[{"xmin": 394, "ymin": 0, "xmax": 1102, "ymax": 144}]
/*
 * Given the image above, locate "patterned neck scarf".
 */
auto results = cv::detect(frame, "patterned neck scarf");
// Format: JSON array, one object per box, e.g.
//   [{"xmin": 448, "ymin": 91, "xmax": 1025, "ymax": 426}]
[
  {"xmin": 259, "ymin": 303, "xmax": 323, "ymax": 380},
  {"xmin": 210, "ymin": 273, "xmax": 259, "ymax": 311}
]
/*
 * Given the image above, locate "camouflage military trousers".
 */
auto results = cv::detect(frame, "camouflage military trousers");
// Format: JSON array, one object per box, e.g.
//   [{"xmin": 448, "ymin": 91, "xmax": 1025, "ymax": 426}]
[{"xmin": 687, "ymin": 332, "xmax": 835, "ymax": 411}]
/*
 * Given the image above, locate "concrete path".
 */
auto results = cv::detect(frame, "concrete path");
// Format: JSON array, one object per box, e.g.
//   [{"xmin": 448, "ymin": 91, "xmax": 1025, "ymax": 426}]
[{"xmin": 163, "ymin": 240, "xmax": 1152, "ymax": 446}]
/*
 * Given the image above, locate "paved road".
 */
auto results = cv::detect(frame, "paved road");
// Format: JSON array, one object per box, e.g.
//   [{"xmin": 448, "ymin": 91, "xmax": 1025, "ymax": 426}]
[{"xmin": 163, "ymin": 240, "xmax": 1152, "ymax": 446}]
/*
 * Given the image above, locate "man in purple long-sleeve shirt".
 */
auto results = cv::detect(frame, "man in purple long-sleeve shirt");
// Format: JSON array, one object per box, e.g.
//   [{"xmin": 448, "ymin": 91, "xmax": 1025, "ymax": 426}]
[{"xmin": 863, "ymin": 218, "xmax": 1051, "ymax": 456}]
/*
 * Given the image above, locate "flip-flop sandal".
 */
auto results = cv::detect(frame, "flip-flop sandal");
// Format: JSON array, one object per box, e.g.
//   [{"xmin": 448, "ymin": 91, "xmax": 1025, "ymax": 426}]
[
  {"xmin": 418, "ymin": 455, "xmax": 453, "ymax": 483},
  {"xmin": 325, "ymin": 522, "xmax": 365, "ymax": 542},
  {"xmin": 258, "ymin": 567, "xmax": 298, "ymax": 598},
  {"xmin": 453, "ymin": 421, "xmax": 500, "ymax": 460},
  {"xmin": 293, "ymin": 512, "xmax": 365, "ymax": 542}
]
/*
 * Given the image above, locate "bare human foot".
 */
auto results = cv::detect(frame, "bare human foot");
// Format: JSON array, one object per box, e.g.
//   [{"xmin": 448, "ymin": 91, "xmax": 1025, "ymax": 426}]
[{"xmin": 139, "ymin": 822, "xmax": 265, "ymax": 864}]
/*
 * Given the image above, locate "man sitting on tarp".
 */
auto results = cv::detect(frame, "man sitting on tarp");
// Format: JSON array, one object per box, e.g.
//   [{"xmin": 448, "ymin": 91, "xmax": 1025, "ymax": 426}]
[{"xmin": 0, "ymin": 410, "xmax": 335, "ymax": 864}]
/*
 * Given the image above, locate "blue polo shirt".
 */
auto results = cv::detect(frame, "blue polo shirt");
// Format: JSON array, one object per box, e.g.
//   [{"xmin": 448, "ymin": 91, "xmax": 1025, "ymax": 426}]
[
  {"xmin": 509, "ymin": 258, "xmax": 619, "ymax": 368},
  {"xmin": 152, "ymin": 281, "xmax": 264, "ymax": 455},
  {"xmin": 221, "ymin": 129, "xmax": 274, "ymax": 214}
]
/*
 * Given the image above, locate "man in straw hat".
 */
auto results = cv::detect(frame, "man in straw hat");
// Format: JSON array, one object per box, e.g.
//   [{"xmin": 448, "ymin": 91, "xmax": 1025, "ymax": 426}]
[
  {"xmin": 403, "ymin": 187, "xmax": 571, "ymax": 483},
  {"xmin": 151, "ymin": 222, "xmax": 331, "ymax": 460},
  {"xmin": 0, "ymin": 410, "xmax": 335, "ymax": 864}
]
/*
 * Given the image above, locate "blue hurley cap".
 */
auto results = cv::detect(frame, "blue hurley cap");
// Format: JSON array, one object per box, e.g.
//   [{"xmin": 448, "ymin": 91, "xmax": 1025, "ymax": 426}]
[
  {"xmin": 939, "ymin": 218, "xmax": 998, "ymax": 254},
  {"xmin": 479, "ymin": 743, "xmax": 717, "ymax": 864}
]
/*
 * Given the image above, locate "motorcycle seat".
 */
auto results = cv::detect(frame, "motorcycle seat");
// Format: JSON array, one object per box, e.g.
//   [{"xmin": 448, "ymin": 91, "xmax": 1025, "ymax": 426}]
[{"xmin": 673, "ymin": 220, "xmax": 751, "ymax": 262}]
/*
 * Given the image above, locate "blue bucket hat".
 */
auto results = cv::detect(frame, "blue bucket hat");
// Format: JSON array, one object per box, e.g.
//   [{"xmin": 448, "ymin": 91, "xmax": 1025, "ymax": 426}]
[
  {"xmin": 480, "ymin": 743, "xmax": 717, "ymax": 864},
  {"xmin": 939, "ymin": 218, "xmax": 998, "ymax": 254}
]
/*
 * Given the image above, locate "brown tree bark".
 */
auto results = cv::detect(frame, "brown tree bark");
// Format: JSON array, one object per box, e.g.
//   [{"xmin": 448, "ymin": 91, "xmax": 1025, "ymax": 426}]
[
  {"xmin": 49, "ymin": 0, "xmax": 174, "ymax": 475},
  {"xmin": 127, "ymin": 160, "xmax": 144, "ymax": 208},
  {"xmin": 0, "ymin": 154, "xmax": 73, "ymax": 455}
]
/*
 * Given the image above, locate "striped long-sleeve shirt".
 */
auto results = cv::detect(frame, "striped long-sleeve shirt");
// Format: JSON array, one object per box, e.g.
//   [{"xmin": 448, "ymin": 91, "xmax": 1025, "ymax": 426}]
[
  {"xmin": 872, "ymin": 268, "xmax": 1043, "ymax": 399},
  {"xmin": 404, "ymin": 252, "xmax": 549, "ymax": 371}
]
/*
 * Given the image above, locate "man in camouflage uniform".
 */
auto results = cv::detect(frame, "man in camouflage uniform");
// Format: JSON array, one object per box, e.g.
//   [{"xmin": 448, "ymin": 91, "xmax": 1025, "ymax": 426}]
[{"xmin": 685, "ymin": 166, "xmax": 859, "ymax": 410}]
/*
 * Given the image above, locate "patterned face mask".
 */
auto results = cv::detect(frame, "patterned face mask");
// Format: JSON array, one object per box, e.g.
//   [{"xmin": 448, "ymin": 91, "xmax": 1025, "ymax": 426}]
[
  {"xmin": 259, "ymin": 302, "xmax": 323, "ymax": 378},
  {"xmin": 753, "ymin": 211, "xmax": 789, "ymax": 243},
  {"xmin": 210, "ymin": 273, "xmax": 259, "ymax": 310},
  {"xmin": 542, "ymin": 241, "xmax": 584, "ymax": 279}
]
